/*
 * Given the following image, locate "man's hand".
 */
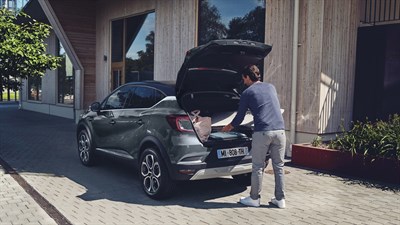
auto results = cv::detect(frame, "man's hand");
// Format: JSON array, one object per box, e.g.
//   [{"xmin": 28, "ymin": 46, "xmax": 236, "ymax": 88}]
[{"xmin": 221, "ymin": 123, "xmax": 233, "ymax": 132}]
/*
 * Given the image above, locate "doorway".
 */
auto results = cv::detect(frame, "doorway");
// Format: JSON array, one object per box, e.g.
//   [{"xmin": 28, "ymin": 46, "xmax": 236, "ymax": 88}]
[
  {"xmin": 110, "ymin": 12, "xmax": 155, "ymax": 91},
  {"xmin": 353, "ymin": 23, "xmax": 400, "ymax": 121}
]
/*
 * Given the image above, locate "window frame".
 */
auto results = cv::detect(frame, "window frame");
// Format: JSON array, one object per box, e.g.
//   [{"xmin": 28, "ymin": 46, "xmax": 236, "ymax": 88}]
[
  {"xmin": 127, "ymin": 86, "xmax": 166, "ymax": 109},
  {"xmin": 56, "ymin": 39, "xmax": 75, "ymax": 106},
  {"xmin": 27, "ymin": 76, "xmax": 42, "ymax": 102},
  {"xmin": 110, "ymin": 10, "xmax": 156, "ymax": 91}
]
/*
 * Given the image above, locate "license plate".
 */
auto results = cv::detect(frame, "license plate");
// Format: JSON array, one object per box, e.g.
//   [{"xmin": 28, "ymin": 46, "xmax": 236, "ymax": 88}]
[{"xmin": 217, "ymin": 147, "xmax": 248, "ymax": 159}]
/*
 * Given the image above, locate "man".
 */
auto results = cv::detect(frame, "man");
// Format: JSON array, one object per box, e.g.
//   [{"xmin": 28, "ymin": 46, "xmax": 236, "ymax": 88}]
[{"xmin": 221, "ymin": 65, "xmax": 286, "ymax": 208}]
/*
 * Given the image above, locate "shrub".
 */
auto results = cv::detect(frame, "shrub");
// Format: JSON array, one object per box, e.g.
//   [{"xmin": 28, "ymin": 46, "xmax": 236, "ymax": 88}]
[
  {"xmin": 331, "ymin": 114, "xmax": 400, "ymax": 160},
  {"xmin": 311, "ymin": 136, "xmax": 322, "ymax": 147}
]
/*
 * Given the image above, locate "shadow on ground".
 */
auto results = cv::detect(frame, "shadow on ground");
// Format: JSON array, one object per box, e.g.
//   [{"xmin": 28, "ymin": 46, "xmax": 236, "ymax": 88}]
[
  {"xmin": 286, "ymin": 162, "xmax": 400, "ymax": 193},
  {"xmin": 0, "ymin": 106, "xmax": 251, "ymax": 209}
]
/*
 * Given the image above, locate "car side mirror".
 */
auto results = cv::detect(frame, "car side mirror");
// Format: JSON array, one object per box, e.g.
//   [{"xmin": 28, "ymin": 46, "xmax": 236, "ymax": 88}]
[{"xmin": 90, "ymin": 102, "xmax": 101, "ymax": 113}]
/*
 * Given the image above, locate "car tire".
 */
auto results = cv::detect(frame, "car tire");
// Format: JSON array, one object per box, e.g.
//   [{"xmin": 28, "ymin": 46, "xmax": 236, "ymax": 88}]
[
  {"xmin": 140, "ymin": 148, "xmax": 175, "ymax": 199},
  {"xmin": 233, "ymin": 172, "xmax": 251, "ymax": 186},
  {"xmin": 77, "ymin": 128, "xmax": 96, "ymax": 166}
]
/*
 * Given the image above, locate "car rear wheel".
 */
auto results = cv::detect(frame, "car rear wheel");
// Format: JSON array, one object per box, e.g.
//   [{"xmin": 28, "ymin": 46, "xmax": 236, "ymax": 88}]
[
  {"xmin": 77, "ymin": 129, "xmax": 96, "ymax": 166},
  {"xmin": 140, "ymin": 148, "xmax": 174, "ymax": 199}
]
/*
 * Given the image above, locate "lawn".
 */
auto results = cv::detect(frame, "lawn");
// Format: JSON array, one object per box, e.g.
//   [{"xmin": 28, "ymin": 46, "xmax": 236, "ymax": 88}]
[{"xmin": 1, "ymin": 91, "xmax": 19, "ymax": 101}]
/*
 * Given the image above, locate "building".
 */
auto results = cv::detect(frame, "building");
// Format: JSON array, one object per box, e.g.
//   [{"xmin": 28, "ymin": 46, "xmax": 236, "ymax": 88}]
[
  {"xmin": 18, "ymin": 0, "xmax": 400, "ymax": 155},
  {"xmin": 0, "ymin": 0, "xmax": 28, "ymax": 12}
]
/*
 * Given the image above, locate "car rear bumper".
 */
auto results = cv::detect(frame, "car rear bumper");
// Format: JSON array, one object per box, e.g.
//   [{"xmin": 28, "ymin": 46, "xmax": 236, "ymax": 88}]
[
  {"xmin": 170, "ymin": 156, "xmax": 252, "ymax": 180},
  {"xmin": 189, "ymin": 162, "xmax": 252, "ymax": 180}
]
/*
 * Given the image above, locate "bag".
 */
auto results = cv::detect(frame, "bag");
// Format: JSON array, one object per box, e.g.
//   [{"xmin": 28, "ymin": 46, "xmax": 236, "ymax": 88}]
[{"xmin": 191, "ymin": 110, "xmax": 212, "ymax": 142}]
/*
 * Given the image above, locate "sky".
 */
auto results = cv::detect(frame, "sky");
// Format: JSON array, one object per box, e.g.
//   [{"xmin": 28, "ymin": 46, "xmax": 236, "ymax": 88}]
[
  {"xmin": 208, "ymin": 0, "xmax": 265, "ymax": 24},
  {"xmin": 126, "ymin": 13, "xmax": 155, "ymax": 60}
]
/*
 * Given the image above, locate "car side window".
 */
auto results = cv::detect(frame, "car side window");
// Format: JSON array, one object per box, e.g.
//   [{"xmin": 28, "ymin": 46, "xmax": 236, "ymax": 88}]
[
  {"xmin": 153, "ymin": 89, "xmax": 165, "ymax": 104},
  {"xmin": 125, "ymin": 86, "xmax": 165, "ymax": 109},
  {"xmin": 103, "ymin": 86, "xmax": 131, "ymax": 110}
]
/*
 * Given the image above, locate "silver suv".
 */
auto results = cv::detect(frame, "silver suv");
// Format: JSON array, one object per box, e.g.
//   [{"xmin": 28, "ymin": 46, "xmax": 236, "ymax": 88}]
[{"xmin": 76, "ymin": 39, "xmax": 272, "ymax": 199}]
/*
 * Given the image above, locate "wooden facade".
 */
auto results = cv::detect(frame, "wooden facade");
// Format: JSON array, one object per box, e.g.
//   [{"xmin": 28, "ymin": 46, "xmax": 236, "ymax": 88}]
[
  {"xmin": 264, "ymin": 0, "xmax": 294, "ymax": 132},
  {"xmin": 264, "ymin": 0, "xmax": 360, "ymax": 139},
  {"xmin": 95, "ymin": 0, "xmax": 156, "ymax": 101},
  {"xmin": 48, "ymin": 0, "xmax": 96, "ymax": 109},
  {"xmin": 294, "ymin": 0, "xmax": 360, "ymax": 135},
  {"xmin": 95, "ymin": 0, "xmax": 197, "ymax": 101},
  {"xmin": 154, "ymin": 0, "xmax": 197, "ymax": 82},
  {"xmin": 21, "ymin": 0, "xmax": 399, "ymax": 143}
]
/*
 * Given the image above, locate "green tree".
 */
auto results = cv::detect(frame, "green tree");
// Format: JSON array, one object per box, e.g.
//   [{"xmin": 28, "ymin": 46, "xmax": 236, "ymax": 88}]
[
  {"xmin": 136, "ymin": 30, "xmax": 154, "ymax": 72},
  {"xmin": 0, "ymin": 8, "xmax": 60, "ymax": 94},
  {"xmin": 198, "ymin": 0, "xmax": 227, "ymax": 45},
  {"xmin": 227, "ymin": 6, "xmax": 265, "ymax": 43},
  {"xmin": 126, "ymin": 31, "xmax": 155, "ymax": 81}
]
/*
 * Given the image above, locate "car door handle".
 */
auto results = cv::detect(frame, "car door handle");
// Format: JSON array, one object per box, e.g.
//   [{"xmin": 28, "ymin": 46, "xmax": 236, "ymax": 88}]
[
  {"xmin": 136, "ymin": 119, "xmax": 144, "ymax": 125},
  {"xmin": 109, "ymin": 120, "xmax": 116, "ymax": 125}
]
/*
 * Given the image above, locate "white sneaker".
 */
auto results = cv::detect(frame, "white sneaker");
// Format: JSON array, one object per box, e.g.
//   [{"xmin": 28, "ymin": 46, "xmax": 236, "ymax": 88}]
[
  {"xmin": 239, "ymin": 196, "xmax": 260, "ymax": 207},
  {"xmin": 270, "ymin": 197, "xmax": 286, "ymax": 208}
]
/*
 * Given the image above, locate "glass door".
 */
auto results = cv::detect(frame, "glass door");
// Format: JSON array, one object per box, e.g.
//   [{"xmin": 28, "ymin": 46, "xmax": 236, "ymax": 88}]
[
  {"xmin": 111, "ymin": 19, "xmax": 125, "ymax": 91},
  {"xmin": 111, "ymin": 63, "xmax": 124, "ymax": 91},
  {"xmin": 110, "ymin": 12, "xmax": 155, "ymax": 91}
]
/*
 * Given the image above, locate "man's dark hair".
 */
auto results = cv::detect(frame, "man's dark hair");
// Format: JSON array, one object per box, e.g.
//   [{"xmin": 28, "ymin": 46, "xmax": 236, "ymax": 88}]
[{"xmin": 242, "ymin": 65, "xmax": 261, "ymax": 82}]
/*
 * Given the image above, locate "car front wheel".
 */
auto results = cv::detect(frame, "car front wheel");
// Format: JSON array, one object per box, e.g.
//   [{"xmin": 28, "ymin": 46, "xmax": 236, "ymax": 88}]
[
  {"xmin": 140, "ymin": 148, "xmax": 174, "ymax": 199},
  {"xmin": 77, "ymin": 129, "xmax": 96, "ymax": 166}
]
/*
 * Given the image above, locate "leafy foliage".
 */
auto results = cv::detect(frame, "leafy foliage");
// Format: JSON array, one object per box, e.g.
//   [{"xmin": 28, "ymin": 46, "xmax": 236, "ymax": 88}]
[
  {"xmin": 198, "ymin": 1, "xmax": 265, "ymax": 45},
  {"xmin": 0, "ymin": 8, "xmax": 61, "ymax": 91},
  {"xmin": 198, "ymin": 0, "xmax": 227, "ymax": 45},
  {"xmin": 311, "ymin": 136, "xmax": 322, "ymax": 147},
  {"xmin": 330, "ymin": 114, "xmax": 400, "ymax": 160},
  {"xmin": 227, "ymin": 6, "xmax": 265, "ymax": 43}
]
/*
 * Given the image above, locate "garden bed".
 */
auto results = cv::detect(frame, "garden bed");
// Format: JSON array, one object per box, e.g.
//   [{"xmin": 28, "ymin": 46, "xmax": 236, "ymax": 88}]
[{"xmin": 292, "ymin": 143, "xmax": 400, "ymax": 184}]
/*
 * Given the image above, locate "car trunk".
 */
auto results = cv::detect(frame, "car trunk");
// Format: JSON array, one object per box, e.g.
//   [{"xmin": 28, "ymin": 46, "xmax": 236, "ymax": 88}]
[
  {"xmin": 179, "ymin": 68, "xmax": 253, "ymax": 146},
  {"xmin": 175, "ymin": 39, "xmax": 272, "ymax": 147}
]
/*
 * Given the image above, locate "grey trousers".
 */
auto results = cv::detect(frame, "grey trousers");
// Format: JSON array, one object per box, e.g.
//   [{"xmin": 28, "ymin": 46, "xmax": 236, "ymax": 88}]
[{"xmin": 250, "ymin": 130, "xmax": 286, "ymax": 200}]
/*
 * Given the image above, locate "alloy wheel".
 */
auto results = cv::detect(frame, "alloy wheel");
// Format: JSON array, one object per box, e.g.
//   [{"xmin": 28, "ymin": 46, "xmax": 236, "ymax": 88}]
[
  {"xmin": 141, "ymin": 153, "xmax": 161, "ymax": 195},
  {"xmin": 78, "ymin": 130, "xmax": 91, "ymax": 164}
]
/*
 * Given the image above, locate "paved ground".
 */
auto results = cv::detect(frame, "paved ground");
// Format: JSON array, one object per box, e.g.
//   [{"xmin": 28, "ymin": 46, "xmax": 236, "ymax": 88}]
[{"xmin": 0, "ymin": 103, "xmax": 399, "ymax": 225}]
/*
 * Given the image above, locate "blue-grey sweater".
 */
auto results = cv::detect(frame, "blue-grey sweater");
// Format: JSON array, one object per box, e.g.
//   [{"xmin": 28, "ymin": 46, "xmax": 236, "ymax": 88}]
[{"xmin": 231, "ymin": 82, "xmax": 285, "ymax": 131}]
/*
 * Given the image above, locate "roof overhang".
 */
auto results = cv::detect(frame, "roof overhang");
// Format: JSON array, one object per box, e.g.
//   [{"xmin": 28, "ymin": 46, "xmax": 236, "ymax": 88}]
[{"xmin": 16, "ymin": 0, "xmax": 49, "ymax": 24}]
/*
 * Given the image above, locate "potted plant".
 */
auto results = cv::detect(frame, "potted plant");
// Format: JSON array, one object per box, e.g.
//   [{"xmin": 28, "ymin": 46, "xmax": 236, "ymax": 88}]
[{"xmin": 292, "ymin": 114, "xmax": 400, "ymax": 184}]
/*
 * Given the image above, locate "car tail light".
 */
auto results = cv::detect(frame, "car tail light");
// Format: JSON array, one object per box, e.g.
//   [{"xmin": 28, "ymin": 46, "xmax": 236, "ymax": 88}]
[{"xmin": 166, "ymin": 115, "xmax": 194, "ymax": 132}]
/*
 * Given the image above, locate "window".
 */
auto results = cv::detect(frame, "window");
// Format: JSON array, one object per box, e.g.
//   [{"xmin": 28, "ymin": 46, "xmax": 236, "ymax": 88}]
[
  {"xmin": 125, "ymin": 86, "xmax": 165, "ymax": 109},
  {"xmin": 103, "ymin": 85, "xmax": 131, "ymax": 110},
  {"xmin": 58, "ymin": 41, "xmax": 74, "ymax": 105},
  {"xmin": 111, "ymin": 12, "xmax": 155, "ymax": 90},
  {"xmin": 198, "ymin": 0, "xmax": 266, "ymax": 45},
  {"xmin": 27, "ymin": 76, "xmax": 41, "ymax": 101}
]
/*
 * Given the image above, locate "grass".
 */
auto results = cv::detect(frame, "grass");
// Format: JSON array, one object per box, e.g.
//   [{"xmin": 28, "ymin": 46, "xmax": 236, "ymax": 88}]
[{"xmin": 1, "ymin": 91, "xmax": 19, "ymax": 101}]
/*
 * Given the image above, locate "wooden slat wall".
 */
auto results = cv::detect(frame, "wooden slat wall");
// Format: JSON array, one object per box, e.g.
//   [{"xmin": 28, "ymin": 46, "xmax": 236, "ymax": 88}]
[
  {"xmin": 265, "ymin": 0, "xmax": 294, "ymax": 130},
  {"xmin": 319, "ymin": 0, "xmax": 360, "ymax": 133},
  {"xmin": 48, "ymin": 0, "xmax": 96, "ymax": 108},
  {"xmin": 296, "ymin": 0, "xmax": 325, "ymax": 134},
  {"xmin": 360, "ymin": 0, "xmax": 400, "ymax": 24},
  {"xmin": 293, "ymin": 0, "xmax": 360, "ymax": 134},
  {"xmin": 154, "ymin": 0, "xmax": 197, "ymax": 81},
  {"xmin": 95, "ymin": 0, "xmax": 196, "ymax": 100}
]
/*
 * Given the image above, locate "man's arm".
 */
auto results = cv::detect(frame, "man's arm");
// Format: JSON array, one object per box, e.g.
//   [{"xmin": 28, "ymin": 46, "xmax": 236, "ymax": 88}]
[{"xmin": 222, "ymin": 93, "xmax": 249, "ymax": 132}]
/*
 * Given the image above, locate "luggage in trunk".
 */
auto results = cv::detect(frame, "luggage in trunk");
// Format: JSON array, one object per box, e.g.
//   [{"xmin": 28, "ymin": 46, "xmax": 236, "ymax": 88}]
[
  {"xmin": 188, "ymin": 110, "xmax": 253, "ymax": 146},
  {"xmin": 208, "ymin": 131, "xmax": 247, "ymax": 141}
]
